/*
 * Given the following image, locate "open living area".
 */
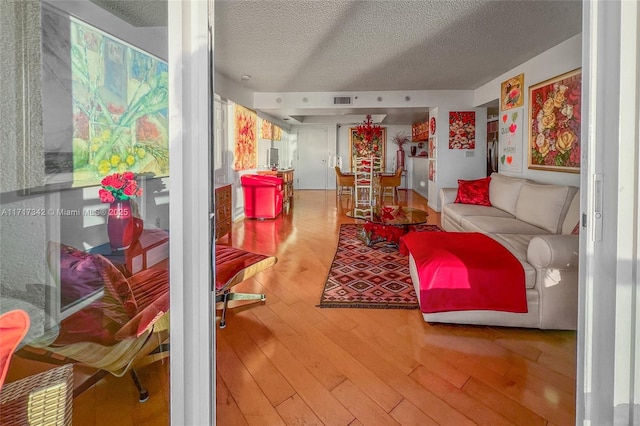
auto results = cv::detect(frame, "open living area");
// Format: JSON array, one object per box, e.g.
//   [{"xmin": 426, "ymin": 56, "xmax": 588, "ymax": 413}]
[{"xmin": 1, "ymin": 0, "xmax": 639, "ymax": 425}]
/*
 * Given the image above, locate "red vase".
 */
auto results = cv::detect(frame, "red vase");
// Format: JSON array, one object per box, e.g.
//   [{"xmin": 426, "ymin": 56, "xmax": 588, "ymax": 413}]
[
  {"xmin": 396, "ymin": 149, "xmax": 405, "ymax": 168},
  {"xmin": 107, "ymin": 200, "xmax": 142, "ymax": 251}
]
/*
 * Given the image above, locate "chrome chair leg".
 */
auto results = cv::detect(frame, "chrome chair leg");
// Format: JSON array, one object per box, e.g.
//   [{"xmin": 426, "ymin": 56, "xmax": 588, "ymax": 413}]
[{"xmin": 216, "ymin": 291, "xmax": 266, "ymax": 329}]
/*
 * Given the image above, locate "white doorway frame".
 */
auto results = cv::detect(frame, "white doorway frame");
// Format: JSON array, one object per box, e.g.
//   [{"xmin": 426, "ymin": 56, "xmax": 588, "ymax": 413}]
[
  {"xmin": 578, "ymin": 1, "xmax": 640, "ymax": 423},
  {"xmin": 168, "ymin": 1, "xmax": 214, "ymax": 424}
]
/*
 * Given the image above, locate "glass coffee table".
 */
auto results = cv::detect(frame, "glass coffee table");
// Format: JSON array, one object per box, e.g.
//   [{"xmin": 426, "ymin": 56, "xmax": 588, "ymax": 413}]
[{"xmin": 347, "ymin": 205, "xmax": 428, "ymax": 247}]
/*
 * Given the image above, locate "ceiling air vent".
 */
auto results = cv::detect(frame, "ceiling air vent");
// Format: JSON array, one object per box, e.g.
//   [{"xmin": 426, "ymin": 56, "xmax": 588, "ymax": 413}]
[{"xmin": 333, "ymin": 96, "xmax": 352, "ymax": 105}]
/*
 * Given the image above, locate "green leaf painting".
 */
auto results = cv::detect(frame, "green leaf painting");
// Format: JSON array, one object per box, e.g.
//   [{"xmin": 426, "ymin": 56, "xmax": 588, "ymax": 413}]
[{"xmin": 70, "ymin": 18, "xmax": 169, "ymax": 186}]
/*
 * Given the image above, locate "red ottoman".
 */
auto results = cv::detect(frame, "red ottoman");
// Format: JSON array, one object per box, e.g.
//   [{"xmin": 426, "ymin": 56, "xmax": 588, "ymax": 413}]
[{"xmin": 241, "ymin": 174, "xmax": 284, "ymax": 219}]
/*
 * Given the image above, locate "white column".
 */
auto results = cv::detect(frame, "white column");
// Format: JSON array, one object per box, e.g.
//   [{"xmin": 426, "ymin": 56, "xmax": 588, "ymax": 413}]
[
  {"xmin": 578, "ymin": 0, "xmax": 640, "ymax": 424},
  {"xmin": 169, "ymin": 0, "xmax": 214, "ymax": 424}
]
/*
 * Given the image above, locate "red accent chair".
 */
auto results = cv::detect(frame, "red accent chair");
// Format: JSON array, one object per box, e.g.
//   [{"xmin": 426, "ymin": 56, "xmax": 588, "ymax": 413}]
[{"xmin": 241, "ymin": 174, "xmax": 284, "ymax": 219}]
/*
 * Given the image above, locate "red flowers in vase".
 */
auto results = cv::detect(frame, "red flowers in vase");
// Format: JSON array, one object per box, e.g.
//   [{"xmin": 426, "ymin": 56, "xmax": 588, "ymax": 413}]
[{"xmin": 99, "ymin": 172, "xmax": 143, "ymax": 203}]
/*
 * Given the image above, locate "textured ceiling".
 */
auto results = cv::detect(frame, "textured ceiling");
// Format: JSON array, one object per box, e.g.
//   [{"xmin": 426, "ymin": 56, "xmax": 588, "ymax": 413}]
[
  {"xmin": 214, "ymin": 0, "xmax": 582, "ymax": 93},
  {"xmin": 89, "ymin": 0, "xmax": 167, "ymax": 27},
  {"xmin": 89, "ymin": 0, "xmax": 582, "ymax": 124}
]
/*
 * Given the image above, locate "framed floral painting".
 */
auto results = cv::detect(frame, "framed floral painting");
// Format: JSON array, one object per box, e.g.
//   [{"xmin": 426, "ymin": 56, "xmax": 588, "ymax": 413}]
[
  {"xmin": 349, "ymin": 127, "xmax": 386, "ymax": 171},
  {"xmin": 501, "ymin": 73, "xmax": 524, "ymax": 111},
  {"xmin": 233, "ymin": 105, "xmax": 257, "ymax": 170},
  {"xmin": 259, "ymin": 118, "xmax": 273, "ymax": 140},
  {"xmin": 449, "ymin": 111, "xmax": 476, "ymax": 149},
  {"xmin": 528, "ymin": 69, "xmax": 581, "ymax": 173}
]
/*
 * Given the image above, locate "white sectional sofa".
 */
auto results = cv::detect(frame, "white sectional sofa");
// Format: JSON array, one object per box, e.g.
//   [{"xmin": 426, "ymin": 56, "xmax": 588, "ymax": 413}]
[{"xmin": 412, "ymin": 172, "xmax": 580, "ymax": 330}]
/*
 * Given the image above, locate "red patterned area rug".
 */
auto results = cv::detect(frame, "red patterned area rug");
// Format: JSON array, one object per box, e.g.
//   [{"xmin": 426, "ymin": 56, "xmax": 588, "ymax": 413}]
[{"xmin": 319, "ymin": 223, "xmax": 442, "ymax": 309}]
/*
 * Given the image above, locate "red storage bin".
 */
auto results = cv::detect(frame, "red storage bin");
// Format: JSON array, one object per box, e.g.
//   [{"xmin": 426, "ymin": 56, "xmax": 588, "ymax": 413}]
[{"xmin": 240, "ymin": 174, "xmax": 284, "ymax": 219}]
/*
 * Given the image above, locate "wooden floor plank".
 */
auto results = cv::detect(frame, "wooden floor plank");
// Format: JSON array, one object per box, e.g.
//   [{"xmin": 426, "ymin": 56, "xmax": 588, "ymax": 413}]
[
  {"xmin": 409, "ymin": 365, "xmax": 516, "ymax": 426},
  {"xmin": 449, "ymin": 352, "xmax": 575, "ymax": 425},
  {"xmin": 269, "ymin": 300, "xmax": 404, "ymax": 413},
  {"xmin": 259, "ymin": 340, "xmax": 355, "ymax": 425},
  {"xmin": 353, "ymin": 317, "xmax": 470, "ymax": 387},
  {"xmin": 316, "ymin": 319, "xmax": 475, "ymax": 426},
  {"xmin": 216, "ymin": 374, "xmax": 250, "ymax": 426},
  {"xmin": 275, "ymin": 394, "xmax": 324, "ymax": 426},
  {"xmin": 461, "ymin": 377, "xmax": 547, "ymax": 426},
  {"xmin": 216, "ymin": 333, "xmax": 286, "ymax": 425},
  {"xmin": 330, "ymin": 379, "xmax": 401, "ymax": 426},
  {"xmin": 504, "ymin": 359, "xmax": 576, "ymax": 397},
  {"xmin": 221, "ymin": 327, "xmax": 296, "ymax": 407},
  {"xmin": 251, "ymin": 303, "xmax": 348, "ymax": 391},
  {"xmin": 388, "ymin": 399, "xmax": 440, "ymax": 426}
]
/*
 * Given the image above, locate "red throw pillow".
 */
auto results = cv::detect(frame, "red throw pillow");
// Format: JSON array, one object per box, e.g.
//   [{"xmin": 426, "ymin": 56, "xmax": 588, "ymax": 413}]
[{"xmin": 454, "ymin": 176, "xmax": 492, "ymax": 206}]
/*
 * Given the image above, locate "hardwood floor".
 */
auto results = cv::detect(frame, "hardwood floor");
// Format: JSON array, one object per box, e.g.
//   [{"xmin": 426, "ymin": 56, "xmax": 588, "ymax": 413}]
[
  {"xmin": 7, "ymin": 189, "xmax": 576, "ymax": 425},
  {"xmin": 216, "ymin": 189, "xmax": 577, "ymax": 425}
]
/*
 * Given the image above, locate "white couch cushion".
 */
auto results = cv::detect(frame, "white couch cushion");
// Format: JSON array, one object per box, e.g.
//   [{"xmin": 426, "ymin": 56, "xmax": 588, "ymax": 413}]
[
  {"xmin": 489, "ymin": 233, "xmax": 537, "ymax": 289},
  {"xmin": 461, "ymin": 216, "xmax": 550, "ymax": 235},
  {"xmin": 441, "ymin": 203, "xmax": 513, "ymax": 227},
  {"xmin": 515, "ymin": 183, "xmax": 572, "ymax": 234},
  {"xmin": 561, "ymin": 190, "xmax": 581, "ymax": 235},
  {"xmin": 488, "ymin": 173, "xmax": 527, "ymax": 216}
]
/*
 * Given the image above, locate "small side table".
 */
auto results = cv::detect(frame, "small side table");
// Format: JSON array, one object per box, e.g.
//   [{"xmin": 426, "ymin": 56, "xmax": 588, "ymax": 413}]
[
  {"xmin": 347, "ymin": 205, "xmax": 428, "ymax": 247},
  {"xmin": 89, "ymin": 229, "xmax": 169, "ymax": 276}
]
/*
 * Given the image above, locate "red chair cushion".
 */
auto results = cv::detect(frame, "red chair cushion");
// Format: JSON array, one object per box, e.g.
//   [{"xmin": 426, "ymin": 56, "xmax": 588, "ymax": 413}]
[
  {"xmin": 215, "ymin": 245, "xmax": 273, "ymax": 292},
  {"xmin": 0, "ymin": 309, "xmax": 30, "ymax": 391}
]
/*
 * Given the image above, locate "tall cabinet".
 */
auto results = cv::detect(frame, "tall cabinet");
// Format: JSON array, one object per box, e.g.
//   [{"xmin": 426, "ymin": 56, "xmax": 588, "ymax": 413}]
[{"xmin": 214, "ymin": 184, "xmax": 232, "ymax": 241}]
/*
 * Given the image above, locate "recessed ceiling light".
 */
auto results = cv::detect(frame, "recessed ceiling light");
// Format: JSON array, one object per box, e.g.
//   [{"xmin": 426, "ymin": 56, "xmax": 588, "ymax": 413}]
[{"xmin": 241, "ymin": 74, "xmax": 251, "ymax": 81}]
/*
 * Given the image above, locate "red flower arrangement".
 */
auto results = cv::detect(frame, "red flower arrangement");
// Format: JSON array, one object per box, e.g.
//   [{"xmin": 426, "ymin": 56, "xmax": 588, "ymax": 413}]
[
  {"xmin": 356, "ymin": 115, "xmax": 382, "ymax": 143},
  {"xmin": 99, "ymin": 172, "xmax": 143, "ymax": 203},
  {"xmin": 353, "ymin": 115, "xmax": 383, "ymax": 157}
]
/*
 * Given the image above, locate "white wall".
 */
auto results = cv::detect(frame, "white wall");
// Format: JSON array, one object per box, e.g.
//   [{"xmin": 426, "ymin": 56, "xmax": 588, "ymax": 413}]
[
  {"xmin": 474, "ymin": 34, "xmax": 581, "ymax": 187},
  {"xmin": 428, "ymin": 107, "xmax": 488, "ymax": 211},
  {"xmin": 215, "ymin": 72, "xmax": 254, "ymax": 110}
]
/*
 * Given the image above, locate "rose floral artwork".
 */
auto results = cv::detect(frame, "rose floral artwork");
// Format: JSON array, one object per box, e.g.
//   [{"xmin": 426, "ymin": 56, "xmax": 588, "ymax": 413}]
[
  {"xmin": 448, "ymin": 111, "xmax": 476, "ymax": 149},
  {"xmin": 528, "ymin": 69, "xmax": 581, "ymax": 173},
  {"xmin": 501, "ymin": 73, "xmax": 524, "ymax": 111}
]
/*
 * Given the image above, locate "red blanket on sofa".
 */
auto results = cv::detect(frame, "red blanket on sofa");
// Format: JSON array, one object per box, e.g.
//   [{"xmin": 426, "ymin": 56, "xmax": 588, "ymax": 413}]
[{"xmin": 399, "ymin": 232, "xmax": 527, "ymax": 314}]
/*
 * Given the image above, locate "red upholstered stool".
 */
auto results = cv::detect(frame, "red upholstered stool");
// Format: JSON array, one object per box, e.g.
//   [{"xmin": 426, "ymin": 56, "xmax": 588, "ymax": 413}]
[
  {"xmin": 400, "ymin": 232, "xmax": 527, "ymax": 314},
  {"xmin": 215, "ymin": 245, "xmax": 277, "ymax": 328}
]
